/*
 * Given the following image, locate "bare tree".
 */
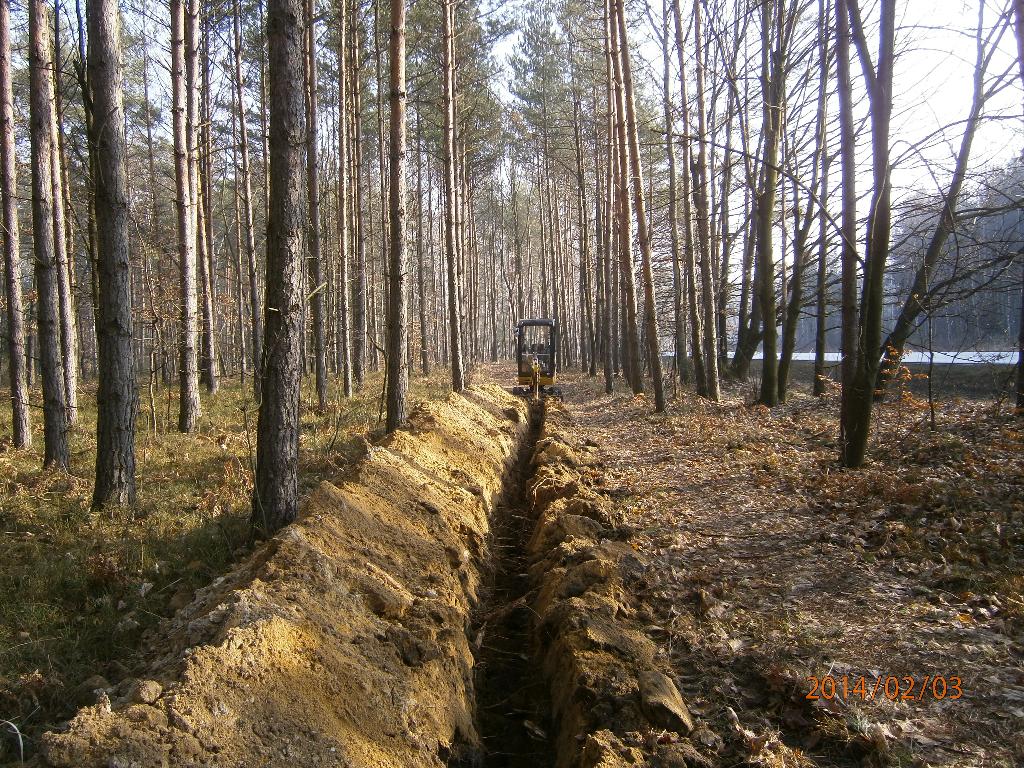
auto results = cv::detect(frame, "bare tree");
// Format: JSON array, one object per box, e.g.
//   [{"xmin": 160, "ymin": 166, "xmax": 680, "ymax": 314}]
[
  {"xmin": 233, "ymin": 0, "xmax": 264, "ymax": 396},
  {"xmin": 838, "ymin": 0, "xmax": 895, "ymax": 467},
  {"xmin": 607, "ymin": 0, "xmax": 642, "ymax": 394},
  {"xmin": 1014, "ymin": 0, "xmax": 1024, "ymax": 411},
  {"xmin": 171, "ymin": 0, "xmax": 200, "ymax": 432},
  {"xmin": 305, "ymin": 0, "xmax": 328, "ymax": 411},
  {"xmin": 755, "ymin": 0, "xmax": 797, "ymax": 407},
  {"xmin": 0, "ymin": 0, "xmax": 29, "ymax": 449},
  {"xmin": 385, "ymin": 0, "xmax": 408, "ymax": 431},
  {"xmin": 442, "ymin": 0, "xmax": 465, "ymax": 392},
  {"xmin": 877, "ymin": 5, "xmax": 1011, "ymax": 394},
  {"xmin": 614, "ymin": 0, "xmax": 665, "ymax": 411},
  {"xmin": 88, "ymin": 0, "xmax": 136, "ymax": 507},
  {"xmin": 29, "ymin": 0, "xmax": 69, "ymax": 469},
  {"xmin": 335, "ymin": 0, "xmax": 352, "ymax": 397},
  {"xmin": 691, "ymin": 0, "xmax": 720, "ymax": 400},
  {"xmin": 252, "ymin": 0, "xmax": 306, "ymax": 535}
]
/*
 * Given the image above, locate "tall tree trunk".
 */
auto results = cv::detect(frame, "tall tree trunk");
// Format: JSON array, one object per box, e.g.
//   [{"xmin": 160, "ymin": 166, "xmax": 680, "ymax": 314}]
[
  {"xmin": 305, "ymin": 0, "xmax": 328, "ymax": 411},
  {"xmin": 252, "ymin": 0, "xmax": 306, "ymax": 535},
  {"xmin": 29, "ymin": 0, "xmax": 69, "ymax": 469},
  {"xmin": 197, "ymin": 12, "xmax": 217, "ymax": 393},
  {"xmin": 351, "ymin": 10, "xmax": 368, "ymax": 388},
  {"xmin": 592, "ymin": 91, "xmax": 612, "ymax": 393},
  {"xmin": 662, "ymin": 0, "xmax": 689, "ymax": 389},
  {"xmin": 385, "ymin": 0, "xmax": 407, "ymax": 431},
  {"xmin": 607, "ymin": 0, "xmax": 641, "ymax": 394},
  {"xmin": 0, "ymin": 0, "xmax": 30, "ymax": 448},
  {"xmin": 53, "ymin": 3, "xmax": 80, "ymax": 392},
  {"xmin": 571, "ymin": 95, "xmax": 595, "ymax": 377},
  {"xmin": 233, "ymin": 0, "xmax": 264, "ymax": 396},
  {"xmin": 840, "ymin": 0, "xmax": 895, "ymax": 467},
  {"xmin": 441, "ymin": 0, "xmax": 464, "ymax": 392},
  {"xmin": 229, "ymin": 68, "xmax": 248, "ymax": 384},
  {"xmin": 691, "ymin": 0, "xmax": 720, "ymax": 400},
  {"xmin": 836, "ymin": 0, "xmax": 858, "ymax": 441},
  {"xmin": 1013, "ymin": 0, "xmax": 1024, "ymax": 411},
  {"xmin": 813, "ymin": 146, "xmax": 830, "ymax": 396},
  {"xmin": 50, "ymin": 67, "xmax": 77, "ymax": 424},
  {"xmin": 755, "ymin": 0, "xmax": 788, "ymax": 407},
  {"xmin": 335, "ymin": 0, "xmax": 352, "ymax": 396},
  {"xmin": 670, "ymin": 0, "xmax": 706, "ymax": 395},
  {"xmin": 416, "ymin": 105, "xmax": 430, "ymax": 376},
  {"xmin": 615, "ymin": 0, "xmax": 664, "ymax": 411},
  {"xmin": 172, "ymin": 0, "xmax": 200, "ymax": 432},
  {"xmin": 88, "ymin": 0, "xmax": 136, "ymax": 507},
  {"xmin": 780, "ymin": 2, "xmax": 827, "ymax": 399}
]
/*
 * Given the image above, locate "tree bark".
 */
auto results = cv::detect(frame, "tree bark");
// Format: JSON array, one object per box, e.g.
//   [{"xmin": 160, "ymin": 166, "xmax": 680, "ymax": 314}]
[
  {"xmin": 88, "ymin": 0, "xmax": 136, "ymax": 507},
  {"xmin": 172, "ymin": 0, "xmax": 200, "ymax": 432},
  {"xmin": 755, "ymin": 0, "xmax": 791, "ymax": 407},
  {"xmin": 305, "ymin": 0, "xmax": 328, "ymax": 411},
  {"xmin": 233, "ymin": 0, "xmax": 264, "ymax": 396},
  {"xmin": 662, "ymin": 0, "xmax": 688, "ymax": 389},
  {"xmin": 335, "ymin": 0, "xmax": 352, "ymax": 396},
  {"xmin": 29, "ymin": 0, "xmax": 69, "ymax": 469},
  {"xmin": 607, "ymin": 0, "xmax": 641, "ymax": 395},
  {"xmin": 385, "ymin": 0, "xmax": 408, "ymax": 431},
  {"xmin": 691, "ymin": 0, "xmax": 720, "ymax": 400},
  {"xmin": 197, "ymin": 13, "xmax": 217, "ymax": 393},
  {"xmin": 1013, "ymin": 0, "xmax": 1024, "ymax": 410},
  {"xmin": 670, "ymin": 0, "xmax": 706, "ymax": 395},
  {"xmin": 252, "ymin": 0, "xmax": 306, "ymax": 535},
  {"xmin": 0, "ymin": 0, "xmax": 30, "ymax": 448},
  {"xmin": 49, "ymin": 69, "xmax": 77, "ymax": 424},
  {"xmin": 836, "ymin": 0, "xmax": 859, "ymax": 446},
  {"xmin": 351, "ymin": 10, "xmax": 368, "ymax": 388},
  {"xmin": 415, "ymin": 105, "xmax": 430, "ymax": 376},
  {"xmin": 840, "ymin": 0, "xmax": 895, "ymax": 467},
  {"xmin": 53, "ymin": 3, "xmax": 80, "ymax": 398},
  {"xmin": 813, "ymin": 146, "xmax": 830, "ymax": 396},
  {"xmin": 614, "ymin": 0, "xmax": 664, "ymax": 411},
  {"xmin": 442, "ymin": 0, "xmax": 465, "ymax": 392}
]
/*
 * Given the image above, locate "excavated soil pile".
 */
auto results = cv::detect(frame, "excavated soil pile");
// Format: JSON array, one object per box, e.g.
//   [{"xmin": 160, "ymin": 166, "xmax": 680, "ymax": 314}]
[
  {"xmin": 526, "ymin": 402, "xmax": 714, "ymax": 768},
  {"xmin": 39, "ymin": 385, "xmax": 528, "ymax": 768}
]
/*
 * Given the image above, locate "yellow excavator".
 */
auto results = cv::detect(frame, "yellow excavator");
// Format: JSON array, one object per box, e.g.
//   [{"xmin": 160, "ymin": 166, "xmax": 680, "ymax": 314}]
[{"xmin": 513, "ymin": 318, "xmax": 561, "ymax": 400}]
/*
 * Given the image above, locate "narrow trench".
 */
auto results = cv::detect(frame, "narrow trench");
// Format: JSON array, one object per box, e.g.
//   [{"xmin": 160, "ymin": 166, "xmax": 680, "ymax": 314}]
[{"xmin": 453, "ymin": 401, "xmax": 555, "ymax": 768}]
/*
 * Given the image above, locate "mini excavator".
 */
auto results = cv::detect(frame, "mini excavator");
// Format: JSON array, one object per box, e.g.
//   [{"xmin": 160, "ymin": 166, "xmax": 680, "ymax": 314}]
[{"xmin": 512, "ymin": 318, "xmax": 561, "ymax": 400}]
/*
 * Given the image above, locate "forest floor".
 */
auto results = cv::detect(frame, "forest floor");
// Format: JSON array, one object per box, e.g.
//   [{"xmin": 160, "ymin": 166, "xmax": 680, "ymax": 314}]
[
  {"xmin": 549, "ymin": 366, "xmax": 1023, "ymax": 767},
  {"xmin": 0, "ymin": 370, "xmax": 451, "ymax": 763},
  {"xmin": 2, "ymin": 360, "xmax": 1021, "ymax": 767}
]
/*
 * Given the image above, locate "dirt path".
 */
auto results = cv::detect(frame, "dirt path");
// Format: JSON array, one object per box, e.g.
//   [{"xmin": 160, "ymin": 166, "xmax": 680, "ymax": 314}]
[{"xmin": 561, "ymin": 374, "xmax": 1023, "ymax": 768}]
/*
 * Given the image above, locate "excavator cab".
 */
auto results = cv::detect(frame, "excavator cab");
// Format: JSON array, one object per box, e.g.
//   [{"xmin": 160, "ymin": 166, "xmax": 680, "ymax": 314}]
[{"xmin": 513, "ymin": 319, "xmax": 560, "ymax": 400}]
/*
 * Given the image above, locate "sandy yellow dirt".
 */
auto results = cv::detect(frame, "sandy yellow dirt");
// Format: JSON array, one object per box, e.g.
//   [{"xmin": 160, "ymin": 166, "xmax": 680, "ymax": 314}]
[{"xmin": 39, "ymin": 386, "xmax": 527, "ymax": 768}]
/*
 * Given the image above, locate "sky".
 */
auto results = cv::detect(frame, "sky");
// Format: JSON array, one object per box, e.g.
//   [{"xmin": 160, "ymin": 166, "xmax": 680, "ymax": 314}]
[
  {"xmin": 489, "ymin": 0, "xmax": 1024, "ymax": 201},
  {"xmin": 888, "ymin": 0, "xmax": 1021, "ymax": 195}
]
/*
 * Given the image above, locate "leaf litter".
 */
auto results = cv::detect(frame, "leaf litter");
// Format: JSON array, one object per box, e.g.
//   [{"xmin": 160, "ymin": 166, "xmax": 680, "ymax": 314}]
[{"xmin": 559, "ymin": 372, "xmax": 1023, "ymax": 768}]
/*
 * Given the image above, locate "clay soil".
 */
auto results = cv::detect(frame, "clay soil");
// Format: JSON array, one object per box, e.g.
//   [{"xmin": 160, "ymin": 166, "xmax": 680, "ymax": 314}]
[{"xmin": 555, "ymin": 370, "xmax": 1023, "ymax": 768}]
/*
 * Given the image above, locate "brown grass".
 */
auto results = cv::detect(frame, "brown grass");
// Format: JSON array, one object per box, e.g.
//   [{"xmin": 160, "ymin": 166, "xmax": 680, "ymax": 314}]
[{"xmin": 0, "ymin": 369, "xmax": 451, "ymax": 761}]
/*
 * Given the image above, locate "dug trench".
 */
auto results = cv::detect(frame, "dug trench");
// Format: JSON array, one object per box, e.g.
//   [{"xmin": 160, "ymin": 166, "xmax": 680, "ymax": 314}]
[
  {"xmin": 454, "ymin": 399, "xmax": 553, "ymax": 768},
  {"xmin": 34, "ymin": 387, "xmax": 706, "ymax": 768}
]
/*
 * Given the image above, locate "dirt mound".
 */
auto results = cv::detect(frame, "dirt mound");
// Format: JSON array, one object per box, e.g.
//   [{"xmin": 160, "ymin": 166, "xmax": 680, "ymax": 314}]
[
  {"xmin": 526, "ymin": 402, "xmax": 714, "ymax": 768},
  {"xmin": 39, "ymin": 386, "xmax": 527, "ymax": 768}
]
